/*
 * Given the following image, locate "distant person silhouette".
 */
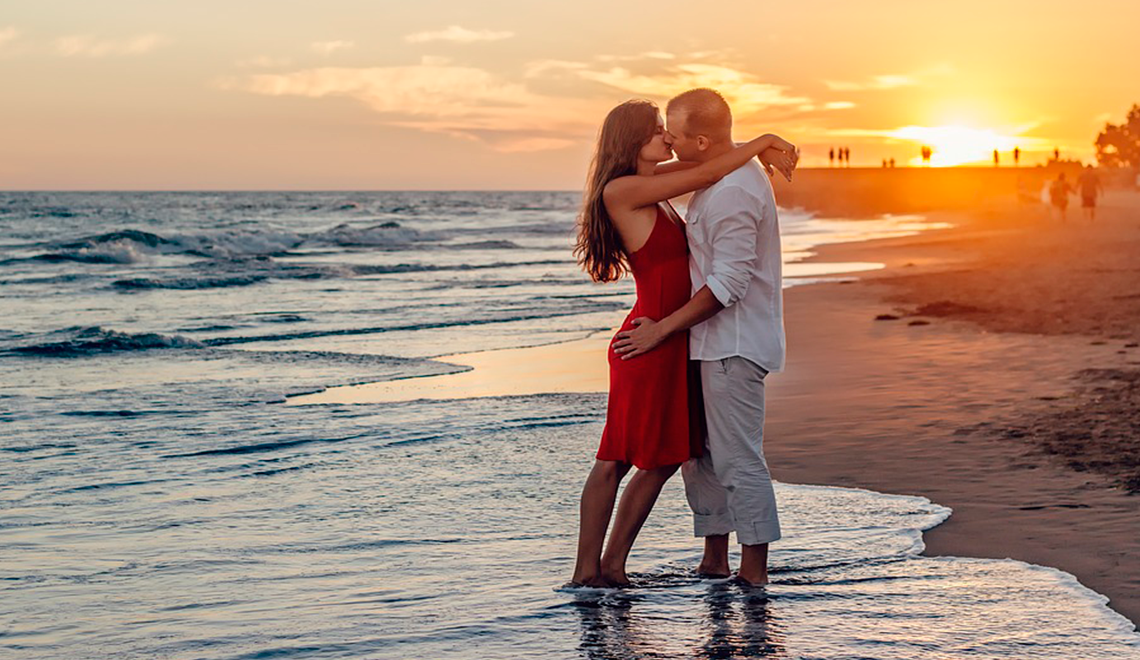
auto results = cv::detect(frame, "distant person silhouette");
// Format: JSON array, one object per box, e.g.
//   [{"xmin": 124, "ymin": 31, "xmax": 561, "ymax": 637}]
[
  {"xmin": 993, "ymin": 149, "xmax": 999, "ymax": 166},
  {"xmin": 889, "ymin": 157, "xmax": 896, "ymax": 168},
  {"xmin": 829, "ymin": 147, "xmax": 835, "ymax": 166},
  {"xmin": 1013, "ymin": 147, "xmax": 1020, "ymax": 166},
  {"xmin": 1049, "ymin": 172, "xmax": 1073, "ymax": 222},
  {"xmin": 1078, "ymin": 166, "xmax": 1103, "ymax": 221},
  {"xmin": 1053, "ymin": 147, "xmax": 1060, "ymax": 162}
]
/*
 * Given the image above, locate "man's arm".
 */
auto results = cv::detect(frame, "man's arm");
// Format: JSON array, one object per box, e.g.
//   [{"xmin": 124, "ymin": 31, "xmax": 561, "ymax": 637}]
[
  {"xmin": 613, "ymin": 186, "xmax": 763, "ymax": 359},
  {"xmin": 612, "ymin": 286, "xmax": 722, "ymax": 359}
]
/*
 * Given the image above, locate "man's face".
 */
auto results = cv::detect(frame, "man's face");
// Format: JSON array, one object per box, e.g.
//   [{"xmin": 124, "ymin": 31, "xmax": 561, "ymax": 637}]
[{"xmin": 665, "ymin": 110, "xmax": 702, "ymax": 162}]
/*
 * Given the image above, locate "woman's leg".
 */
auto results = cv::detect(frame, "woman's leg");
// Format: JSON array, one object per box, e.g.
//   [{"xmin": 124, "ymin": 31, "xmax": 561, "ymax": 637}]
[
  {"xmin": 601, "ymin": 463, "xmax": 681, "ymax": 585},
  {"xmin": 572, "ymin": 460, "xmax": 631, "ymax": 586}
]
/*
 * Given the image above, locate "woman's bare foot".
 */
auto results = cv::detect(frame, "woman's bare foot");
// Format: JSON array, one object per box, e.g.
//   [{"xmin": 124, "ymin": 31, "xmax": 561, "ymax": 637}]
[
  {"xmin": 601, "ymin": 566, "xmax": 631, "ymax": 587},
  {"xmin": 569, "ymin": 573, "xmax": 610, "ymax": 588}
]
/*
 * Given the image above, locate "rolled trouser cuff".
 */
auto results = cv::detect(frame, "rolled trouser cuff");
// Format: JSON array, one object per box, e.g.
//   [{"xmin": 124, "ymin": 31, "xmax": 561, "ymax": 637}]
[
  {"xmin": 736, "ymin": 517, "xmax": 781, "ymax": 546},
  {"xmin": 692, "ymin": 511, "xmax": 734, "ymax": 538}
]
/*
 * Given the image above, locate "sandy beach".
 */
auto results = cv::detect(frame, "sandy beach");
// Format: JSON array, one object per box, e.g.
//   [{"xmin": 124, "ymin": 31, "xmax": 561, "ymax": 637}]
[
  {"xmin": 769, "ymin": 189, "xmax": 1140, "ymax": 626},
  {"xmin": 292, "ymin": 172, "xmax": 1140, "ymax": 626}
]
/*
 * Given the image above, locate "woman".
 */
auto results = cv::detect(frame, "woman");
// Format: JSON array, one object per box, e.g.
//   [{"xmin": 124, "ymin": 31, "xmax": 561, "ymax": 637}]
[
  {"xmin": 1050, "ymin": 172, "xmax": 1073, "ymax": 222},
  {"xmin": 570, "ymin": 99, "xmax": 796, "ymax": 587}
]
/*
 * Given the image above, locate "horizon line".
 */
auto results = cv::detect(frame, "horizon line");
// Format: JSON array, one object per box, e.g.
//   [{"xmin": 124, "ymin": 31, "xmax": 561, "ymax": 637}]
[{"xmin": 0, "ymin": 165, "xmax": 1091, "ymax": 194}]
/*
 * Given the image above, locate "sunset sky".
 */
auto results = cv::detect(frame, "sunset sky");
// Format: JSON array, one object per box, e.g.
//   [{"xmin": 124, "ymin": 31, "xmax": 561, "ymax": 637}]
[{"xmin": 1, "ymin": 1, "xmax": 1136, "ymax": 189}]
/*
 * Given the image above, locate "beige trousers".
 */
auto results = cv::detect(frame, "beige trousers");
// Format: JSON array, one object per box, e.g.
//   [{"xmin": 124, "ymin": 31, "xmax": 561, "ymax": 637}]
[{"xmin": 682, "ymin": 356, "xmax": 781, "ymax": 546}]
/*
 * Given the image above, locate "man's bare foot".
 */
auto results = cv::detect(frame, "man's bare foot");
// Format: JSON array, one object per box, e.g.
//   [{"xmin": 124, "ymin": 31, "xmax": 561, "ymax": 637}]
[
  {"xmin": 733, "ymin": 571, "xmax": 769, "ymax": 588},
  {"xmin": 697, "ymin": 560, "xmax": 731, "ymax": 579},
  {"xmin": 699, "ymin": 535, "xmax": 731, "ymax": 577},
  {"xmin": 737, "ymin": 543, "xmax": 769, "ymax": 587}
]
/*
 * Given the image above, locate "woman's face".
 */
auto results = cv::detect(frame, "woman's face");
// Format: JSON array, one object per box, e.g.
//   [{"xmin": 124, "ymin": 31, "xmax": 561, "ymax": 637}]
[{"xmin": 638, "ymin": 114, "xmax": 674, "ymax": 164}]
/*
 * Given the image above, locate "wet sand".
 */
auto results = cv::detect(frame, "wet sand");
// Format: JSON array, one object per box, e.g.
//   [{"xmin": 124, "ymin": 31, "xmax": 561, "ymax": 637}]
[
  {"xmin": 291, "ymin": 185, "xmax": 1140, "ymax": 626},
  {"xmin": 289, "ymin": 333, "xmax": 611, "ymax": 403},
  {"xmin": 771, "ymin": 188, "xmax": 1140, "ymax": 625}
]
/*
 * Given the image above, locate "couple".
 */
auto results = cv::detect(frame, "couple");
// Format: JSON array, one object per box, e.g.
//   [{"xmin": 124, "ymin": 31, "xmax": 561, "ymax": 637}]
[{"xmin": 570, "ymin": 88, "xmax": 796, "ymax": 589}]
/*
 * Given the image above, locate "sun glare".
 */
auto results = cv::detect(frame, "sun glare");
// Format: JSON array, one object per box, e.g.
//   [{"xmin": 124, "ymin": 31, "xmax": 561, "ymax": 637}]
[{"xmin": 890, "ymin": 125, "xmax": 1028, "ymax": 167}]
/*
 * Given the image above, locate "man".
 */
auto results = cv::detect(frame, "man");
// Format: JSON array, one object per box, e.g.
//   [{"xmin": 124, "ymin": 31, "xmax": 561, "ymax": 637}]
[
  {"xmin": 1078, "ymin": 165, "xmax": 1103, "ymax": 221},
  {"xmin": 612, "ymin": 88, "xmax": 788, "ymax": 586}
]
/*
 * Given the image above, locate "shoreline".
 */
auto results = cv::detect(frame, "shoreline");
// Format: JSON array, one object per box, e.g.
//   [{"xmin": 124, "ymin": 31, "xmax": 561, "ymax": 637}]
[
  {"xmin": 773, "ymin": 191, "xmax": 1140, "ymax": 626},
  {"xmin": 287, "ymin": 209, "xmax": 933, "ymax": 405},
  {"xmin": 291, "ymin": 192, "xmax": 1140, "ymax": 627}
]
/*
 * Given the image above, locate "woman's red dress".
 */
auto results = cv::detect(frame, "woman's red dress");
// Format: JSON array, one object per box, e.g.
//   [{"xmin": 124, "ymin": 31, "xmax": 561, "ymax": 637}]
[{"xmin": 596, "ymin": 204, "xmax": 702, "ymax": 469}]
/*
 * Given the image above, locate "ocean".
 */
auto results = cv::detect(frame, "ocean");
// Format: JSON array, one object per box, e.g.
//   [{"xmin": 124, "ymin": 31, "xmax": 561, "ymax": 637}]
[{"xmin": 1, "ymin": 191, "xmax": 1137, "ymax": 658}]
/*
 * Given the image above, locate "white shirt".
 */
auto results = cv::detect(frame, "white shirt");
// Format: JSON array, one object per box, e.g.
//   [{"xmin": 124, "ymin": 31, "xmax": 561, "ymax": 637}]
[{"xmin": 685, "ymin": 160, "xmax": 786, "ymax": 372}]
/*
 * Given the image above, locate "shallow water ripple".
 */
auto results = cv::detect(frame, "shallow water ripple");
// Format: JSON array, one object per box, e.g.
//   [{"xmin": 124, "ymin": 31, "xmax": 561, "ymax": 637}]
[{"xmin": 2, "ymin": 193, "xmax": 1138, "ymax": 658}]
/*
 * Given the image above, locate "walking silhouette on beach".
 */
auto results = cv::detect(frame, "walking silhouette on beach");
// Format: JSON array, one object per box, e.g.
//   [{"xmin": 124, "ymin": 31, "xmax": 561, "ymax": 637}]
[
  {"xmin": 1049, "ymin": 172, "xmax": 1074, "ymax": 222},
  {"xmin": 829, "ymin": 147, "xmax": 835, "ymax": 166},
  {"xmin": 993, "ymin": 149, "xmax": 999, "ymax": 166},
  {"xmin": 1078, "ymin": 166, "xmax": 1103, "ymax": 221},
  {"xmin": 1014, "ymin": 147, "xmax": 1021, "ymax": 166}
]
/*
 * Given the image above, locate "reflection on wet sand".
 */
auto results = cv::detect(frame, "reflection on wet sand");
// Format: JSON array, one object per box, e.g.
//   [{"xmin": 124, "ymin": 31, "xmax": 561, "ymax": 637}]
[
  {"xmin": 574, "ymin": 590, "xmax": 646, "ymax": 660},
  {"xmin": 288, "ymin": 332, "xmax": 612, "ymax": 404},
  {"xmin": 699, "ymin": 583, "xmax": 785, "ymax": 658},
  {"xmin": 574, "ymin": 579, "xmax": 785, "ymax": 659}
]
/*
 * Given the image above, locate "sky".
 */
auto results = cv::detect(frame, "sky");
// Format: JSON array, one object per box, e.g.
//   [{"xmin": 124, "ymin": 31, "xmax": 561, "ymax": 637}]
[{"xmin": 1, "ymin": 0, "xmax": 1136, "ymax": 189}]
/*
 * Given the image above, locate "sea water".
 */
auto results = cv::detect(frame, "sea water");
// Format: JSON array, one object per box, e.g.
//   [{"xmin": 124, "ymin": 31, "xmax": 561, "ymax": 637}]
[{"xmin": 1, "ymin": 192, "xmax": 1136, "ymax": 658}]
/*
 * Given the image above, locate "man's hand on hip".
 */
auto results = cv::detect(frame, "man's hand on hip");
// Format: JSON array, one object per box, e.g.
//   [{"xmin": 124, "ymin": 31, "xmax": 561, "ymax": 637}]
[{"xmin": 612, "ymin": 317, "xmax": 665, "ymax": 360}]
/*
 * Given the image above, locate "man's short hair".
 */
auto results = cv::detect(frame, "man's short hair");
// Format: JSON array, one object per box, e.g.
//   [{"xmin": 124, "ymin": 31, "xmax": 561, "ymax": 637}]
[{"xmin": 666, "ymin": 88, "xmax": 732, "ymax": 141}]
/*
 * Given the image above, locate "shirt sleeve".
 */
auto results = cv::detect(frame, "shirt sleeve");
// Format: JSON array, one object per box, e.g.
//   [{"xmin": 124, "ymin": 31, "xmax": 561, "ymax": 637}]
[{"xmin": 703, "ymin": 186, "xmax": 765, "ymax": 308}]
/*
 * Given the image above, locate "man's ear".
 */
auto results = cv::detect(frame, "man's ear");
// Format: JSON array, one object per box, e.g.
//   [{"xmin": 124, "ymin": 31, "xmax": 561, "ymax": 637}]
[{"xmin": 696, "ymin": 135, "xmax": 710, "ymax": 151}]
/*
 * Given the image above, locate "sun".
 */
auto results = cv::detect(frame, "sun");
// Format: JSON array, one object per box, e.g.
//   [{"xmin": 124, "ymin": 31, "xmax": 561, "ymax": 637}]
[{"xmin": 889, "ymin": 125, "xmax": 1027, "ymax": 167}]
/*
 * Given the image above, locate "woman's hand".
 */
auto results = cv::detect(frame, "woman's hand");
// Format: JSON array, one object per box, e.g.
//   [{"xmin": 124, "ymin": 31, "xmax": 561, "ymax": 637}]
[
  {"xmin": 763, "ymin": 134, "xmax": 797, "ymax": 156},
  {"xmin": 759, "ymin": 146, "xmax": 798, "ymax": 182}
]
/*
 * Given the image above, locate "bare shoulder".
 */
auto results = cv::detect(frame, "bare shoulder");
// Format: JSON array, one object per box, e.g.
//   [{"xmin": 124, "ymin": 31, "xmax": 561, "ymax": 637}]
[
  {"xmin": 601, "ymin": 176, "xmax": 630, "ymax": 218},
  {"xmin": 602, "ymin": 175, "xmax": 640, "ymax": 209},
  {"xmin": 603, "ymin": 176, "xmax": 659, "ymax": 220},
  {"xmin": 602, "ymin": 181, "xmax": 658, "ymax": 251}
]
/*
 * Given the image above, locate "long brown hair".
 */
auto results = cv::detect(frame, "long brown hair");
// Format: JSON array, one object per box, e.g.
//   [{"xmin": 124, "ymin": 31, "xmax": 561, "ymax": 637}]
[{"xmin": 574, "ymin": 99, "xmax": 659, "ymax": 283}]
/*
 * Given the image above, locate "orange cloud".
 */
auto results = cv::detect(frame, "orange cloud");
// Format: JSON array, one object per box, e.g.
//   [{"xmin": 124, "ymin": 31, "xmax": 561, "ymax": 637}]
[
  {"xmin": 55, "ymin": 33, "xmax": 167, "ymax": 57},
  {"xmin": 0, "ymin": 27, "xmax": 18, "ymax": 47},
  {"xmin": 227, "ymin": 51, "xmax": 842, "ymax": 152},
  {"xmin": 404, "ymin": 26, "xmax": 514, "ymax": 44},
  {"xmin": 824, "ymin": 65, "xmax": 955, "ymax": 92},
  {"xmin": 225, "ymin": 64, "xmax": 595, "ymax": 152},
  {"xmin": 576, "ymin": 63, "xmax": 811, "ymax": 114},
  {"xmin": 310, "ymin": 40, "xmax": 355, "ymax": 56}
]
